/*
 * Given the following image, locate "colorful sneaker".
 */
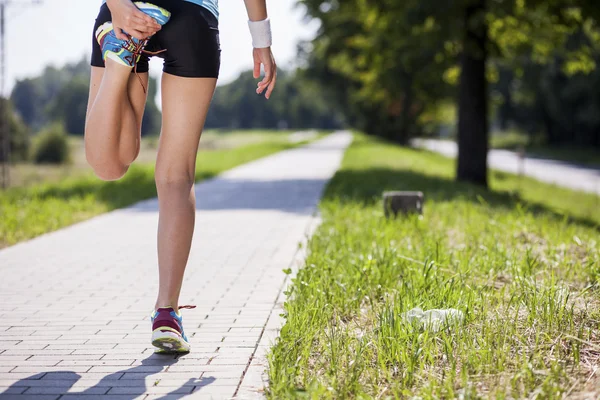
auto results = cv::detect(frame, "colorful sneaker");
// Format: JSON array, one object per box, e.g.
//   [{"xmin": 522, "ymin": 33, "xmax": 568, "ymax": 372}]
[
  {"xmin": 95, "ymin": 2, "xmax": 171, "ymax": 68},
  {"xmin": 134, "ymin": 2, "xmax": 171, "ymax": 26},
  {"xmin": 151, "ymin": 305, "xmax": 196, "ymax": 353}
]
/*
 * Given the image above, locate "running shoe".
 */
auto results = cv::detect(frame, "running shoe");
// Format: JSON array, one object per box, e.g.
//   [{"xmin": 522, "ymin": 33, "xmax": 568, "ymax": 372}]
[
  {"xmin": 134, "ymin": 2, "xmax": 171, "ymax": 26},
  {"xmin": 95, "ymin": 2, "xmax": 171, "ymax": 68},
  {"xmin": 151, "ymin": 305, "xmax": 196, "ymax": 353}
]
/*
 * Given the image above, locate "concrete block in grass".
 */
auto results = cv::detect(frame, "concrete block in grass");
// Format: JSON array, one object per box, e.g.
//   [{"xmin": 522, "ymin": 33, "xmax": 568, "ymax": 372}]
[{"xmin": 383, "ymin": 191, "xmax": 424, "ymax": 217}]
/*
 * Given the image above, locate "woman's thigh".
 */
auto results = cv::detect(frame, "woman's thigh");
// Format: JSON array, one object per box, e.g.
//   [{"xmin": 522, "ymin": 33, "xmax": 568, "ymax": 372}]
[
  {"xmin": 155, "ymin": 73, "xmax": 217, "ymax": 179},
  {"xmin": 86, "ymin": 67, "xmax": 149, "ymax": 128}
]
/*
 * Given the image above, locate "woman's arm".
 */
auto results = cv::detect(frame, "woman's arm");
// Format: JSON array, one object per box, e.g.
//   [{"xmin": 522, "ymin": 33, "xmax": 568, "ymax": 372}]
[
  {"xmin": 243, "ymin": 0, "xmax": 277, "ymax": 99},
  {"xmin": 243, "ymin": 0, "xmax": 268, "ymax": 21}
]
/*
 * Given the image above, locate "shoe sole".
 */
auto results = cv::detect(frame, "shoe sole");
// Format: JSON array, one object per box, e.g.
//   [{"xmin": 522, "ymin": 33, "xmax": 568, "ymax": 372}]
[{"xmin": 152, "ymin": 330, "xmax": 190, "ymax": 354}]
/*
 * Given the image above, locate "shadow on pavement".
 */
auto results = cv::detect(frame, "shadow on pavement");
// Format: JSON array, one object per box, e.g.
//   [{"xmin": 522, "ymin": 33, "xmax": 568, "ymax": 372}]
[
  {"xmin": 0, "ymin": 354, "xmax": 217, "ymax": 398},
  {"xmin": 129, "ymin": 177, "xmax": 330, "ymax": 215}
]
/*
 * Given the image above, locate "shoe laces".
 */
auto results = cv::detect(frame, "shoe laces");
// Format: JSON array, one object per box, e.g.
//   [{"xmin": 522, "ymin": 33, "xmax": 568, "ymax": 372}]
[
  {"xmin": 156, "ymin": 305, "xmax": 197, "ymax": 312},
  {"xmin": 122, "ymin": 33, "xmax": 167, "ymax": 94}
]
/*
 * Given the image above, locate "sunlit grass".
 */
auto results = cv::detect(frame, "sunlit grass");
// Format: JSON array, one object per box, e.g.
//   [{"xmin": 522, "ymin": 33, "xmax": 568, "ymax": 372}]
[
  {"xmin": 0, "ymin": 138, "xmax": 310, "ymax": 248},
  {"xmin": 268, "ymin": 134, "xmax": 600, "ymax": 399},
  {"xmin": 10, "ymin": 130, "xmax": 299, "ymax": 188}
]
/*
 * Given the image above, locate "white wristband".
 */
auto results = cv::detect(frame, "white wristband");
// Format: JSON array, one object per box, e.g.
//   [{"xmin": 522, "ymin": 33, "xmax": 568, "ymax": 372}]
[{"xmin": 248, "ymin": 18, "xmax": 272, "ymax": 48}]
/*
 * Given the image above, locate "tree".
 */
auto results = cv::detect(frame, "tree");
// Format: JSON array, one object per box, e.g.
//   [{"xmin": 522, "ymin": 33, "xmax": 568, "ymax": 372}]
[
  {"xmin": 0, "ymin": 98, "xmax": 31, "ymax": 162},
  {"xmin": 206, "ymin": 69, "xmax": 342, "ymax": 130},
  {"xmin": 10, "ymin": 57, "xmax": 162, "ymax": 136},
  {"xmin": 47, "ymin": 77, "xmax": 89, "ymax": 135},
  {"xmin": 299, "ymin": 0, "xmax": 600, "ymax": 187},
  {"xmin": 457, "ymin": 0, "xmax": 489, "ymax": 186},
  {"xmin": 300, "ymin": 0, "xmax": 453, "ymax": 143}
]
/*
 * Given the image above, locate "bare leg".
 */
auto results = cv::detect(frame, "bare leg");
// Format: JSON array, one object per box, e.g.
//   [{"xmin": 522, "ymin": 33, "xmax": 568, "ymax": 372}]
[
  {"xmin": 85, "ymin": 61, "xmax": 149, "ymax": 181},
  {"xmin": 154, "ymin": 73, "xmax": 217, "ymax": 310}
]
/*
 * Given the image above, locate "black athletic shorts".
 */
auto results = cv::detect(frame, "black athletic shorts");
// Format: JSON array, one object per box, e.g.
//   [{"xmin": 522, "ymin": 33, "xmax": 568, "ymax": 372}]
[{"xmin": 91, "ymin": 1, "xmax": 221, "ymax": 78}]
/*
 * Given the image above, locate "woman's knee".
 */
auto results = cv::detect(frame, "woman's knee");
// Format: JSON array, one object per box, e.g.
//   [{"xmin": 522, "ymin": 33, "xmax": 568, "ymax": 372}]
[
  {"xmin": 154, "ymin": 166, "xmax": 195, "ymax": 191},
  {"xmin": 87, "ymin": 156, "xmax": 128, "ymax": 181}
]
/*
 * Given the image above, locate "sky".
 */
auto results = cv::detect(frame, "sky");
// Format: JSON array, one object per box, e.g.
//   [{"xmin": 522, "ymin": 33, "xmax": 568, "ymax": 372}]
[{"xmin": 4, "ymin": 0, "xmax": 319, "ymax": 94}]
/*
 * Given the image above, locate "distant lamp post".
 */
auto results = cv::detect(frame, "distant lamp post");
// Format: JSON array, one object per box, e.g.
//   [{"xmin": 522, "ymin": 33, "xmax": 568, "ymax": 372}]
[{"xmin": 517, "ymin": 144, "xmax": 525, "ymax": 193}]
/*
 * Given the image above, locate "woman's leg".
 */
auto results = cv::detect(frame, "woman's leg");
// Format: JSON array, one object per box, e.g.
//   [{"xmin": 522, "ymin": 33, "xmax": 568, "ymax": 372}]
[
  {"xmin": 84, "ymin": 61, "xmax": 149, "ymax": 181},
  {"xmin": 154, "ymin": 73, "xmax": 217, "ymax": 310}
]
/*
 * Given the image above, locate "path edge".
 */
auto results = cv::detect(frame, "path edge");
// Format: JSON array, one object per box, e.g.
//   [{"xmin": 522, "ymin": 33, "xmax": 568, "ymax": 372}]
[{"xmin": 234, "ymin": 212, "xmax": 323, "ymax": 399}]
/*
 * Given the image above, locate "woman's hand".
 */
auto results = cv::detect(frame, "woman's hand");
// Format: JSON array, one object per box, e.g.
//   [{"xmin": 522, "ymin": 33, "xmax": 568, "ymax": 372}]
[
  {"xmin": 106, "ymin": 0, "xmax": 162, "ymax": 41},
  {"xmin": 253, "ymin": 47, "xmax": 277, "ymax": 100}
]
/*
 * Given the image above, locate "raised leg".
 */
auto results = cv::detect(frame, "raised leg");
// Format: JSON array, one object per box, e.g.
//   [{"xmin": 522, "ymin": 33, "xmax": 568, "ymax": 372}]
[{"xmin": 84, "ymin": 61, "xmax": 149, "ymax": 181}]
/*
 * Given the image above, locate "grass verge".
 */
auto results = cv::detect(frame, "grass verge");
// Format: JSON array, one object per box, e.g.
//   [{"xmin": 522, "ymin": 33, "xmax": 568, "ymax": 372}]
[
  {"xmin": 10, "ymin": 130, "xmax": 301, "ymax": 189},
  {"xmin": 0, "ymin": 139, "xmax": 307, "ymax": 248},
  {"xmin": 268, "ymin": 133, "xmax": 600, "ymax": 399}
]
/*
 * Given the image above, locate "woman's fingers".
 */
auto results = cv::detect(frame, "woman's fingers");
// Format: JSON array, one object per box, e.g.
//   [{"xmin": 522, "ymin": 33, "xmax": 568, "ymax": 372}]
[
  {"xmin": 265, "ymin": 67, "xmax": 277, "ymax": 99},
  {"xmin": 132, "ymin": 11, "xmax": 161, "ymax": 31},
  {"xmin": 113, "ymin": 26, "xmax": 128, "ymax": 41},
  {"xmin": 127, "ymin": 28, "xmax": 149, "ymax": 40},
  {"xmin": 253, "ymin": 49, "xmax": 277, "ymax": 99},
  {"xmin": 115, "ymin": 19, "xmax": 159, "ymax": 41},
  {"xmin": 261, "ymin": 65, "xmax": 272, "ymax": 87},
  {"xmin": 253, "ymin": 59, "xmax": 261, "ymax": 79},
  {"xmin": 256, "ymin": 62, "xmax": 277, "ymax": 99},
  {"xmin": 128, "ymin": 16, "xmax": 159, "ymax": 34},
  {"xmin": 128, "ymin": 2, "xmax": 161, "ymax": 29}
]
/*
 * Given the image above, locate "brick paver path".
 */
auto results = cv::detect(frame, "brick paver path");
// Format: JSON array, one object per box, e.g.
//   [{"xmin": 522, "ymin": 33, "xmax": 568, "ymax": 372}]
[{"xmin": 0, "ymin": 132, "xmax": 353, "ymax": 400}]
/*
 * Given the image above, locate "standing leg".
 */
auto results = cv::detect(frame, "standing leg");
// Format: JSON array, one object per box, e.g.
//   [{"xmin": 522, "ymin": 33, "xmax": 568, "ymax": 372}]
[
  {"xmin": 153, "ymin": 73, "xmax": 217, "ymax": 310},
  {"xmin": 85, "ymin": 62, "xmax": 149, "ymax": 181}
]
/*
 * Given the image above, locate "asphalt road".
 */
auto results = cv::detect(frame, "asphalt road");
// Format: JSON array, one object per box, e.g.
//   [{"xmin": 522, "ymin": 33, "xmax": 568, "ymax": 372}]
[{"xmin": 413, "ymin": 139, "xmax": 600, "ymax": 195}]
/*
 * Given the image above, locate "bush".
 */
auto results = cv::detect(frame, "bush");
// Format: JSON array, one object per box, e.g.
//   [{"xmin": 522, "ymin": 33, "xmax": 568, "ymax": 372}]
[
  {"xmin": 32, "ymin": 124, "xmax": 70, "ymax": 164},
  {"xmin": 0, "ymin": 98, "xmax": 31, "ymax": 162}
]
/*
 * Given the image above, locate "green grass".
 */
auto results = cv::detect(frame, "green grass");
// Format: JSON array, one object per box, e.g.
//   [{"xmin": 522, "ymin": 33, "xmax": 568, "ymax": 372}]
[
  {"xmin": 490, "ymin": 130, "xmax": 532, "ymax": 150},
  {"xmin": 10, "ymin": 130, "xmax": 301, "ymax": 188},
  {"xmin": 0, "ymin": 140, "xmax": 307, "ymax": 248},
  {"xmin": 268, "ymin": 134, "xmax": 600, "ymax": 399}
]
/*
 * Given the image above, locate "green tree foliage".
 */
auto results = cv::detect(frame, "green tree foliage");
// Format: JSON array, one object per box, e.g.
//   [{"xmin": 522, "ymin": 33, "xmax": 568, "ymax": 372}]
[
  {"xmin": 300, "ymin": 0, "xmax": 600, "ymax": 187},
  {"xmin": 47, "ymin": 77, "xmax": 89, "ymax": 136},
  {"xmin": 205, "ymin": 69, "xmax": 342, "ymax": 130},
  {"xmin": 11, "ymin": 60, "xmax": 90, "ymax": 131},
  {"xmin": 32, "ymin": 124, "xmax": 70, "ymax": 164},
  {"xmin": 0, "ymin": 98, "xmax": 30, "ymax": 162},
  {"xmin": 11, "ymin": 58, "xmax": 162, "ymax": 136},
  {"xmin": 494, "ymin": 49, "xmax": 600, "ymax": 148},
  {"xmin": 299, "ymin": 1, "xmax": 454, "ymax": 143}
]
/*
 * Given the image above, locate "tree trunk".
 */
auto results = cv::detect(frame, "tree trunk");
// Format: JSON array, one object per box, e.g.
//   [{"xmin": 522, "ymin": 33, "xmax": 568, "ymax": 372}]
[{"xmin": 457, "ymin": 0, "xmax": 488, "ymax": 187}]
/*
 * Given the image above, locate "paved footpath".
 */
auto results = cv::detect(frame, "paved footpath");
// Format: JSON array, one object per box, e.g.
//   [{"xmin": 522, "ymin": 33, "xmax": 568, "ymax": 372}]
[
  {"xmin": 0, "ymin": 131, "xmax": 353, "ymax": 400},
  {"xmin": 414, "ymin": 139, "xmax": 600, "ymax": 195}
]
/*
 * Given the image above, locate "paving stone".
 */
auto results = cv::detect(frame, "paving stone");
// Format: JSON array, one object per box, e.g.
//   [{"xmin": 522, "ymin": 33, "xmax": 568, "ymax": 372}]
[
  {"xmin": 2, "ymin": 350, "xmax": 73, "ymax": 356},
  {"xmin": 120, "ymin": 372, "xmax": 202, "ymax": 381},
  {"xmin": 107, "ymin": 385, "xmax": 193, "ymax": 395},
  {"xmin": 59, "ymin": 395, "xmax": 134, "ymax": 400},
  {"xmin": 42, "ymin": 373, "xmax": 124, "ymax": 381},
  {"xmin": 209, "ymin": 358, "xmax": 249, "ymax": 366},
  {"xmin": 57, "ymin": 360, "xmax": 134, "ymax": 367},
  {"xmin": 0, "ymin": 395, "xmax": 60, "ymax": 400},
  {"xmin": 23, "ymin": 386, "xmax": 109, "ymax": 395},
  {"xmin": 0, "ymin": 387, "xmax": 27, "ymax": 394},
  {"xmin": 0, "ymin": 133, "xmax": 352, "ymax": 399}
]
